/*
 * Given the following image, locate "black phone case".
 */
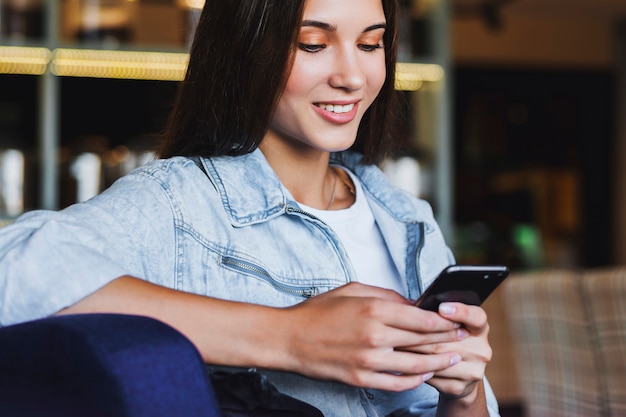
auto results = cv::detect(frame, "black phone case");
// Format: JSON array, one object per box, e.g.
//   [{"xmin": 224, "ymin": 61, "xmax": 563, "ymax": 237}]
[{"xmin": 415, "ymin": 265, "xmax": 509, "ymax": 311}]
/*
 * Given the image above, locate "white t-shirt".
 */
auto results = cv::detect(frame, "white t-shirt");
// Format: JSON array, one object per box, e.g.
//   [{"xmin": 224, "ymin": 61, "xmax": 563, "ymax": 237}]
[{"xmin": 299, "ymin": 168, "xmax": 405, "ymax": 295}]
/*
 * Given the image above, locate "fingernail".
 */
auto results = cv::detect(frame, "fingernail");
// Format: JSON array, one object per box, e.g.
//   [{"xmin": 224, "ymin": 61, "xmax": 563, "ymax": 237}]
[
  {"xmin": 450, "ymin": 354, "xmax": 462, "ymax": 366},
  {"xmin": 439, "ymin": 303, "xmax": 456, "ymax": 316},
  {"xmin": 457, "ymin": 328, "xmax": 469, "ymax": 340},
  {"xmin": 423, "ymin": 372, "xmax": 435, "ymax": 382}
]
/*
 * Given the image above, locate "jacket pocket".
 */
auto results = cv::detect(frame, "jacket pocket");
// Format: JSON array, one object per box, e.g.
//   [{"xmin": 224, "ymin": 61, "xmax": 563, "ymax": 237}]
[{"xmin": 220, "ymin": 256, "xmax": 318, "ymax": 299}]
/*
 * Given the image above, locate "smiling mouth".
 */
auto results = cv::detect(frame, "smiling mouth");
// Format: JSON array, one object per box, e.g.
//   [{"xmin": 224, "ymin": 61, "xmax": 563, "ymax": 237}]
[{"xmin": 316, "ymin": 103, "xmax": 355, "ymax": 114}]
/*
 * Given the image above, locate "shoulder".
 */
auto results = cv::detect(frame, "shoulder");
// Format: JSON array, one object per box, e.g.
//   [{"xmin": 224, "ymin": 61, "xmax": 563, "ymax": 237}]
[
  {"xmin": 119, "ymin": 157, "xmax": 215, "ymax": 198},
  {"xmin": 128, "ymin": 157, "xmax": 200, "ymax": 183}
]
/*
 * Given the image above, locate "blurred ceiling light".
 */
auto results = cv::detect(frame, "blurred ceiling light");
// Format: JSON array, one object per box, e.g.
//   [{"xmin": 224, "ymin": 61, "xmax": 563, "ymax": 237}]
[
  {"xmin": 0, "ymin": 46, "xmax": 51, "ymax": 75},
  {"xmin": 1, "ymin": 46, "xmax": 445, "ymax": 90},
  {"xmin": 179, "ymin": 0, "xmax": 204, "ymax": 9},
  {"xmin": 395, "ymin": 62, "xmax": 444, "ymax": 91},
  {"xmin": 51, "ymin": 48, "xmax": 188, "ymax": 80}
]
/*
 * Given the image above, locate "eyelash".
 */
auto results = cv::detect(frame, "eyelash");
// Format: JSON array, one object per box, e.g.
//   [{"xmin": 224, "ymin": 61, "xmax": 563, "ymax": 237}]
[
  {"xmin": 359, "ymin": 43, "xmax": 384, "ymax": 52},
  {"xmin": 298, "ymin": 43, "xmax": 384, "ymax": 53},
  {"xmin": 298, "ymin": 43, "xmax": 326, "ymax": 53}
]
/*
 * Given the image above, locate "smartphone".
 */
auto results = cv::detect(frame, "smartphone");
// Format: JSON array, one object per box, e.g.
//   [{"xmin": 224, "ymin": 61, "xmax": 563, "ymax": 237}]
[{"xmin": 415, "ymin": 265, "xmax": 509, "ymax": 311}]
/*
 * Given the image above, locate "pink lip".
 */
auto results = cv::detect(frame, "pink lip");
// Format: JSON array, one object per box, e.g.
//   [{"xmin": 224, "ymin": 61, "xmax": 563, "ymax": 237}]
[{"xmin": 312, "ymin": 101, "xmax": 360, "ymax": 124}]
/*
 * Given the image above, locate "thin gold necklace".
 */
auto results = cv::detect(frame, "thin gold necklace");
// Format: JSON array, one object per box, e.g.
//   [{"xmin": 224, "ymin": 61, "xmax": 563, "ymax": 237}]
[
  {"xmin": 325, "ymin": 168, "xmax": 338, "ymax": 210},
  {"xmin": 334, "ymin": 166, "xmax": 355, "ymax": 196},
  {"xmin": 325, "ymin": 166, "xmax": 355, "ymax": 210}
]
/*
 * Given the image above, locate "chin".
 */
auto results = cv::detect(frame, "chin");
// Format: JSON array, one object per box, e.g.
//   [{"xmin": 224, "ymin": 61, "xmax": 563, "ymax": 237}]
[{"xmin": 319, "ymin": 139, "xmax": 357, "ymax": 154}]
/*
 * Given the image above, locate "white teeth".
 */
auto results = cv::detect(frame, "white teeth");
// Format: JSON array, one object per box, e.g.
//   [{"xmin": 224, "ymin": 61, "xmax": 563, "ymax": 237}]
[{"xmin": 319, "ymin": 103, "xmax": 354, "ymax": 114}]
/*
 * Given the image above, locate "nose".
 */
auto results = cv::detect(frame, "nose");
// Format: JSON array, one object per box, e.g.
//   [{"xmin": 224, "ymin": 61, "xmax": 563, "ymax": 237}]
[{"xmin": 329, "ymin": 48, "xmax": 366, "ymax": 91}]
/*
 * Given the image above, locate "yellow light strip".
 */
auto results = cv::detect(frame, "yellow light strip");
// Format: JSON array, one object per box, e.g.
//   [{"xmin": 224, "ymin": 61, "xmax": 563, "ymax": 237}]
[
  {"xmin": 395, "ymin": 62, "xmax": 444, "ymax": 91},
  {"xmin": 0, "ymin": 46, "xmax": 444, "ymax": 90},
  {"xmin": 51, "ymin": 49, "xmax": 189, "ymax": 81},
  {"xmin": 181, "ymin": 0, "xmax": 205, "ymax": 9},
  {"xmin": 0, "ymin": 46, "xmax": 51, "ymax": 75}
]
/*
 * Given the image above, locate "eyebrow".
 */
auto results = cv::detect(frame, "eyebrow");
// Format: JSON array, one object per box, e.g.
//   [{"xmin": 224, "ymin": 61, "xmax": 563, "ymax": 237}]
[{"xmin": 301, "ymin": 20, "xmax": 387, "ymax": 33}]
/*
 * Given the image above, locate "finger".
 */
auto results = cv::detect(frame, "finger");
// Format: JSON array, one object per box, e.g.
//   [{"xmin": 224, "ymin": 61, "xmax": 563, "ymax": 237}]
[
  {"xmin": 326, "ymin": 297, "xmax": 461, "ymax": 344},
  {"xmin": 378, "ymin": 302, "xmax": 463, "ymax": 335},
  {"xmin": 358, "ymin": 370, "xmax": 435, "ymax": 392},
  {"xmin": 428, "ymin": 362, "xmax": 486, "ymax": 398},
  {"xmin": 354, "ymin": 307, "xmax": 465, "ymax": 352},
  {"xmin": 368, "ymin": 350, "xmax": 462, "ymax": 377},
  {"xmin": 432, "ymin": 361, "xmax": 486, "ymax": 381},
  {"xmin": 438, "ymin": 303, "xmax": 488, "ymax": 332},
  {"xmin": 346, "ymin": 321, "xmax": 467, "ymax": 357},
  {"xmin": 328, "ymin": 286, "xmax": 466, "ymax": 334},
  {"xmin": 408, "ymin": 332, "xmax": 492, "ymax": 363},
  {"xmin": 396, "ymin": 328, "xmax": 469, "ymax": 353},
  {"xmin": 427, "ymin": 375, "xmax": 482, "ymax": 400}
]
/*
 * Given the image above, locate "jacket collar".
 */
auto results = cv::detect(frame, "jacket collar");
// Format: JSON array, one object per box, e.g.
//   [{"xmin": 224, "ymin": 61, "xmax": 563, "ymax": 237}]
[
  {"xmin": 202, "ymin": 148, "xmax": 422, "ymax": 227},
  {"xmin": 202, "ymin": 149, "xmax": 288, "ymax": 227}
]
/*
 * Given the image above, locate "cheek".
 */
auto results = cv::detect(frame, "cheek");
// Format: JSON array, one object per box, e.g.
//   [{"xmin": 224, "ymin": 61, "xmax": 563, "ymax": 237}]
[
  {"xmin": 283, "ymin": 56, "xmax": 318, "ymax": 98},
  {"xmin": 369, "ymin": 61, "xmax": 387, "ymax": 94},
  {"xmin": 282, "ymin": 79, "xmax": 305, "ymax": 102}
]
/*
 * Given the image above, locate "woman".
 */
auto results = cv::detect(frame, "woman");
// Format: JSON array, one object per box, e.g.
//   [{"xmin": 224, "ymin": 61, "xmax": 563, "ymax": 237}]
[{"xmin": 0, "ymin": 0, "xmax": 500, "ymax": 415}]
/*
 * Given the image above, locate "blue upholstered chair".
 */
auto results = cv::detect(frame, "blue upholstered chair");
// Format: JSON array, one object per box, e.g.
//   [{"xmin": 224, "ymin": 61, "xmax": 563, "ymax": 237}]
[{"xmin": 0, "ymin": 313, "xmax": 221, "ymax": 417}]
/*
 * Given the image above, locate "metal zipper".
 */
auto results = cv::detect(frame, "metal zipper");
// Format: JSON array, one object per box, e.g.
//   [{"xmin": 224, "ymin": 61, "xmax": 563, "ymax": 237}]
[
  {"xmin": 221, "ymin": 256, "xmax": 318, "ymax": 298},
  {"xmin": 285, "ymin": 205, "xmax": 327, "ymax": 225}
]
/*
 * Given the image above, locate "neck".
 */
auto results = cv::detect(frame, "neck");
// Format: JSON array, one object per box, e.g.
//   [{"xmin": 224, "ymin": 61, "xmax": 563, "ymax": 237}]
[{"xmin": 258, "ymin": 142, "xmax": 334, "ymax": 209}]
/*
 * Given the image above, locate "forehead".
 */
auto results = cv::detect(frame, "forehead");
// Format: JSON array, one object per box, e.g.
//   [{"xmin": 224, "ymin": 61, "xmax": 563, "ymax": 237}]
[{"xmin": 302, "ymin": 0, "xmax": 386, "ymax": 23}]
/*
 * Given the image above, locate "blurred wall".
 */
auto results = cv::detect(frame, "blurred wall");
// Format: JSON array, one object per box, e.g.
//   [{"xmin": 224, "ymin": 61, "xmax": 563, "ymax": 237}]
[
  {"xmin": 452, "ymin": 11, "xmax": 614, "ymax": 69},
  {"xmin": 450, "ymin": 6, "xmax": 626, "ymax": 265}
]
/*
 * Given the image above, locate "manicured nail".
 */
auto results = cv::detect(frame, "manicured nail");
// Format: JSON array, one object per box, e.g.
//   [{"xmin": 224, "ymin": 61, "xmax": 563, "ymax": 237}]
[
  {"xmin": 457, "ymin": 328, "xmax": 469, "ymax": 340},
  {"xmin": 439, "ymin": 303, "xmax": 456, "ymax": 316},
  {"xmin": 450, "ymin": 354, "xmax": 462, "ymax": 366},
  {"xmin": 423, "ymin": 372, "xmax": 435, "ymax": 382}
]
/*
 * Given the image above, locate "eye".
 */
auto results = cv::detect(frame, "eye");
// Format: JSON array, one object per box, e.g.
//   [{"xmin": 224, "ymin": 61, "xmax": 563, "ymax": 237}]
[
  {"xmin": 358, "ymin": 43, "xmax": 384, "ymax": 52},
  {"xmin": 298, "ymin": 43, "xmax": 327, "ymax": 53}
]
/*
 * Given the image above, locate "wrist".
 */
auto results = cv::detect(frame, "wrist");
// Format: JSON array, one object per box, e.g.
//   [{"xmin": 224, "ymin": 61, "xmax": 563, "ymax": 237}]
[{"xmin": 248, "ymin": 305, "xmax": 298, "ymax": 372}]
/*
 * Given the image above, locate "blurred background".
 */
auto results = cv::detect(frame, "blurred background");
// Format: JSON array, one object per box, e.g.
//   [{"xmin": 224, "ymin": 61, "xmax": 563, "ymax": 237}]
[
  {"xmin": 450, "ymin": 0, "xmax": 626, "ymax": 272},
  {"xmin": 391, "ymin": 0, "xmax": 625, "ymax": 273},
  {"xmin": 2, "ymin": 0, "xmax": 624, "ymax": 273},
  {"xmin": 1, "ymin": 2, "xmax": 625, "ymax": 415}
]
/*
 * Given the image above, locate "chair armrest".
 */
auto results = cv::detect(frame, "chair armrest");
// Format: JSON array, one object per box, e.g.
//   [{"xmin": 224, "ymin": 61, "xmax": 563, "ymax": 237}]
[{"xmin": 0, "ymin": 313, "xmax": 221, "ymax": 417}]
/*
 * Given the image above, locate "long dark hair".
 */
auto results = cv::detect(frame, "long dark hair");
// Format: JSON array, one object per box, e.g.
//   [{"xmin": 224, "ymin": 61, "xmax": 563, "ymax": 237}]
[{"xmin": 158, "ymin": 0, "xmax": 401, "ymax": 165}]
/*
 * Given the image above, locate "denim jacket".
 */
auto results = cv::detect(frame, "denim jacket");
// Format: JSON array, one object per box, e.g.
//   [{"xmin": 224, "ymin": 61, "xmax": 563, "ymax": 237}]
[{"xmin": 0, "ymin": 149, "xmax": 499, "ymax": 416}]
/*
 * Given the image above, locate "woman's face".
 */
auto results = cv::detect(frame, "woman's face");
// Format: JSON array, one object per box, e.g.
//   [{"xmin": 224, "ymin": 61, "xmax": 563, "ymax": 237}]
[{"xmin": 265, "ymin": 0, "xmax": 387, "ymax": 154}]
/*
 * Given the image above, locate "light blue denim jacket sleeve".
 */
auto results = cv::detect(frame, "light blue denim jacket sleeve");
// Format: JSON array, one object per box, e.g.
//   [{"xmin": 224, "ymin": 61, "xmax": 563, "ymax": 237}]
[{"xmin": 0, "ymin": 149, "xmax": 500, "ymax": 417}]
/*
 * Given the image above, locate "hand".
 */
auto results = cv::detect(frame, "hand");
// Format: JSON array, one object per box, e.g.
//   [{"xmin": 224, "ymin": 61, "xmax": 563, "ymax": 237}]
[
  {"xmin": 402, "ymin": 302, "xmax": 492, "ymax": 412},
  {"xmin": 276, "ymin": 283, "xmax": 468, "ymax": 392}
]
